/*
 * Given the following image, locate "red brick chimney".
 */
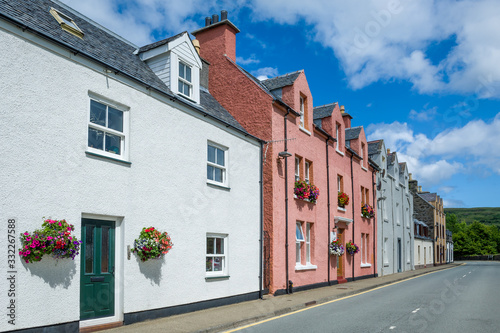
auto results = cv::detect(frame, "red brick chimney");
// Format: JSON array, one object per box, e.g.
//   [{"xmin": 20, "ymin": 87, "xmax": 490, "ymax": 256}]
[{"xmin": 191, "ymin": 11, "xmax": 240, "ymax": 63}]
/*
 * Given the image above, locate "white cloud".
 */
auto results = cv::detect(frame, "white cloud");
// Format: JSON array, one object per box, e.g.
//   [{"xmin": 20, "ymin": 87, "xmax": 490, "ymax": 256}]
[
  {"xmin": 443, "ymin": 199, "xmax": 466, "ymax": 208},
  {"xmin": 439, "ymin": 186, "xmax": 456, "ymax": 194},
  {"xmin": 409, "ymin": 106, "xmax": 438, "ymax": 121},
  {"xmin": 252, "ymin": 67, "xmax": 279, "ymax": 80},
  {"xmin": 367, "ymin": 114, "xmax": 500, "ymax": 186},
  {"xmin": 249, "ymin": 0, "xmax": 500, "ymax": 98},
  {"xmin": 236, "ymin": 55, "xmax": 260, "ymax": 65}
]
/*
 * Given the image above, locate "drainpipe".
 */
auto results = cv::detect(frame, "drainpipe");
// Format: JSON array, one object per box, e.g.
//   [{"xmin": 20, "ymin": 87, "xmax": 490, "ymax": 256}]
[
  {"xmin": 391, "ymin": 174, "xmax": 395, "ymax": 273},
  {"xmin": 372, "ymin": 167, "xmax": 376, "ymax": 277},
  {"xmin": 349, "ymin": 151, "xmax": 355, "ymax": 281},
  {"xmin": 325, "ymin": 135, "xmax": 332, "ymax": 285},
  {"xmin": 284, "ymin": 108, "xmax": 290, "ymax": 294},
  {"xmin": 259, "ymin": 140, "xmax": 264, "ymax": 299}
]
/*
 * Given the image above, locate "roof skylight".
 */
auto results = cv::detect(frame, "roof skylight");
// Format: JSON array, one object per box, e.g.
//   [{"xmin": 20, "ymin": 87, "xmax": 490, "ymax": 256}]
[{"xmin": 49, "ymin": 7, "xmax": 84, "ymax": 38}]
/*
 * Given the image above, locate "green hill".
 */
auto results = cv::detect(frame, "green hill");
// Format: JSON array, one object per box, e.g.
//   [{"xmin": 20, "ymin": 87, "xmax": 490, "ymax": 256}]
[{"xmin": 444, "ymin": 207, "xmax": 500, "ymax": 227}]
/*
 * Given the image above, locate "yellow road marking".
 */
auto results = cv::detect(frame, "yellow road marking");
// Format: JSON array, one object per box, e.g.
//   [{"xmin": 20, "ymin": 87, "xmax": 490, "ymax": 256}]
[{"xmin": 225, "ymin": 263, "xmax": 465, "ymax": 332}]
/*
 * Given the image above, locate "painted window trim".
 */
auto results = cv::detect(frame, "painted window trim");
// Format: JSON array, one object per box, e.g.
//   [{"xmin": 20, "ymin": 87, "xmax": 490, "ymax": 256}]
[
  {"xmin": 49, "ymin": 7, "xmax": 84, "ymax": 38},
  {"xmin": 295, "ymin": 264, "xmax": 318, "ymax": 271},
  {"xmin": 299, "ymin": 126, "xmax": 311, "ymax": 136},
  {"xmin": 207, "ymin": 141, "xmax": 229, "ymax": 187},
  {"xmin": 335, "ymin": 149, "xmax": 345, "ymax": 156},
  {"xmin": 87, "ymin": 94, "xmax": 130, "ymax": 162},
  {"xmin": 178, "ymin": 60, "xmax": 193, "ymax": 99},
  {"xmin": 205, "ymin": 233, "xmax": 228, "ymax": 277}
]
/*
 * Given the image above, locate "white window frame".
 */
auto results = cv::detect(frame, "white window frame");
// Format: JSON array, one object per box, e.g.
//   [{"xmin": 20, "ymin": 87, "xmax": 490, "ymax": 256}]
[
  {"xmin": 299, "ymin": 96, "xmax": 305, "ymax": 128},
  {"xmin": 295, "ymin": 157, "xmax": 300, "ymax": 181},
  {"xmin": 178, "ymin": 61, "xmax": 192, "ymax": 98},
  {"xmin": 306, "ymin": 223, "xmax": 311, "ymax": 264},
  {"xmin": 383, "ymin": 237, "xmax": 389, "ymax": 265},
  {"xmin": 361, "ymin": 233, "xmax": 371, "ymax": 267},
  {"xmin": 305, "ymin": 161, "xmax": 310, "ymax": 184},
  {"xmin": 87, "ymin": 94, "xmax": 130, "ymax": 161},
  {"xmin": 335, "ymin": 123, "xmax": 339, "ymax": 150},
  {"xmin": 296, "ymin": 222, "xmax": 304, "ymax": 265},
  {"xmin": 396, "ymin": 202, "xmax": 401, "ymax": 225},
  {"xmin": 206, "ymin": 234, "xmax": 228, "ymax": 277},
  {"xmin": 207, "ymin": 142, "xmax": 228, "ymax": 187},
  {"xmin": 361, "ymin": 143, "xmax": 365, "ymax": 167}
]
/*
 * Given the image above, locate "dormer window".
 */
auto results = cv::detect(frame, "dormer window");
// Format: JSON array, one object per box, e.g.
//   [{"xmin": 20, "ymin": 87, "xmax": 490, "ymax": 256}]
[
  {"xmin": 178, "ymin": 61, "xmax": 192, "ymax": 97},
  {"xmin": 49, "ymin": 8, "xmax": 84, "ymax": 39}
]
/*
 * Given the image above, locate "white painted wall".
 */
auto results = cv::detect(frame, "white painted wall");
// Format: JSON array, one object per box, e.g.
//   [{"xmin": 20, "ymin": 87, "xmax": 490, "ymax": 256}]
[
  {"xmin": 414, "ymin": 238, "xmax": 434, "ymax": 267},
  {"xmin": 0, "ymin": 23, "xmax": 260, "ymax": 332}
]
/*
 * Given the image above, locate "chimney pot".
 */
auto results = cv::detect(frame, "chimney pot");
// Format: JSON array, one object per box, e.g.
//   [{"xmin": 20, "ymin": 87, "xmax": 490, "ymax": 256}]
[
  {"xmin": 387, "ymin": 148, "xmax": 390, "ymax": 154},
  {"xmin": 192, "ymin": 39, "xmax": 200, "ymax": 54},
  {"xmin": 221, "ymin": 10, "xmax": 228, "ymax": 21},
  {"xmin": 212, "ymin": 14, "xmax": 219, "ymax": 24},
  {"xmin": 340, "ymin": 105, "xmax": 345, "ymax": 113},
  {"xmin": 205, "ymin": 17, "xmax": 212, "ymax": 26},
  {"xmin": 409, "ymin": 173, "xmax": 413, "ymax": 180},
  {"xmin": 418, "ymin": 186, "xmax": 422, "ymax": 192}
]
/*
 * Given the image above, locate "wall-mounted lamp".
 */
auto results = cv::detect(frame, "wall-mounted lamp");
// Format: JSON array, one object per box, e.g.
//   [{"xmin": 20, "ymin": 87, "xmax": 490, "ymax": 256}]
[{"xmin": 278, "ymin": 151, "xmax": 292, "ymax": 159}]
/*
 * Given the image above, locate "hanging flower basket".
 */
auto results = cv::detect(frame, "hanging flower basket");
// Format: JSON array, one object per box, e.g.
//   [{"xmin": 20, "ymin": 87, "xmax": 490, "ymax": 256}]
[
  {"xmin": 309, "ymin": 184, "xmax": 320, "ymax": 203},
  {"xmin": 329, "ymin": 239, "xmax": 345, "ymax": 256},
  {"xmin": 19, "ymin": 219, "xmax": 82, "ymax": 263},
  {"xmin": 294, "ymin": 180, "xmax": 310, "ymax": 200},
  {"xmin": 362, "ymin": 204, "xmax": 375, "ymax": 218},
  {"xmin": 338, "ymin": 192, "xmax": 349, "ymax": 207},
  {"xmin": 131, "ymin": 227, "xmax": 173, "ymax": 262},
  {"xmin": 346, "ymin": 240, "xmax": 360, "ymax": 255}
]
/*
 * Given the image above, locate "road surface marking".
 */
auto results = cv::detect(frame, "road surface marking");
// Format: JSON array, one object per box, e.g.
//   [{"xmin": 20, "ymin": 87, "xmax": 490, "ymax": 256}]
[
  {"xmin": 225, "ymin": 264, "xmax": 465, "ymax": 332},
  {"xmin": 412, "ymin": 308, "xmax": 420, "ymax": 313},
  {"xmin": 389, "ymin": 326, "xmax": 396, "ymax": 329}
]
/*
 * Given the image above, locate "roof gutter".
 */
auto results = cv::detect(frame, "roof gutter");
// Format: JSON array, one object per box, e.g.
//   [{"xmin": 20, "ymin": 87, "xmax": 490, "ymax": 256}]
[{"xmin": 0, "ymin": 12, "xmax": 264, "ymax": 143}]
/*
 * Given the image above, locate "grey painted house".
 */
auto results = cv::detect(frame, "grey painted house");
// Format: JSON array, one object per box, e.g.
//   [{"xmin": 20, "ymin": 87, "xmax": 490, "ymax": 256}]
[{"xmin": 369, "ymin": 141, "xmax": 414, "ymax": 276}]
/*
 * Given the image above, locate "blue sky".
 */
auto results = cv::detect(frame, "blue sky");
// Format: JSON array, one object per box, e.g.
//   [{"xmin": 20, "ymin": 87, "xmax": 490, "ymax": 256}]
[{"xmin": 60, "ymin": 0, "xmax": 500, "ymax": 208}]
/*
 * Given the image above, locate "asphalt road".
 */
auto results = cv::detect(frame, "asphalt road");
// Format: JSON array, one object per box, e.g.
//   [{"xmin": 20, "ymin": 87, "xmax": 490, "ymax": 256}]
[{"xmin": 232, "ymin": 262, "xmax": 500, "ymax": 333}]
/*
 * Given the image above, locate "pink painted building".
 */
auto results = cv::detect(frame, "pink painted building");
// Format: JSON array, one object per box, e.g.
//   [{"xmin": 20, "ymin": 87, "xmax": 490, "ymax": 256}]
[{"xmin": 192, "ymin": 13, "xmax": 377, "ymax": 294}]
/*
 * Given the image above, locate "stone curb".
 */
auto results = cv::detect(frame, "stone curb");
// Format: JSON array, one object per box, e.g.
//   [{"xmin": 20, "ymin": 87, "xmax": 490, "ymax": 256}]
[{"xmin": 195, "ymin": 263, "xmax": 463, "ymax": 333}]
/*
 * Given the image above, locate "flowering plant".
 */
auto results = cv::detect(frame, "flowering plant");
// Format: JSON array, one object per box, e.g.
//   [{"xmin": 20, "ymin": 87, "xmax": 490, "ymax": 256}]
[
  {"xmin": 19, "ymin": 219, "xmax": 82, "ymax": 263},
  {"xmin": 131, "ymin": 227, "xmax": 173, "ymax": 262},
  {"xmin": 294, "ymin": 180, "xmax": 310, "ymax": 200},
  {"xmin": 308, "ymin": 184, "xmax": 320, "ymax": 203},
  {"xmin": 361, "ymin": 204, "xmax": 375, "ymax": 218},
  {"xmin": 329, "ymin": 239, "xmax": 345, "ymax": 256},
  {"xmin": 345, "ymin": 240, "xmax": 359, "ymax": 255},
  {"xmin": 338, "ymin": 192, "xmax": 349, "ymax": 207}
]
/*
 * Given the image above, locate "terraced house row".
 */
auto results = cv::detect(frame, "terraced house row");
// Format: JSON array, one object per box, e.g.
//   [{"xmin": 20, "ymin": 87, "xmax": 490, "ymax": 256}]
[{"xmin": 0, "ymin": 2, "xmax": 450, "ymax": 332}]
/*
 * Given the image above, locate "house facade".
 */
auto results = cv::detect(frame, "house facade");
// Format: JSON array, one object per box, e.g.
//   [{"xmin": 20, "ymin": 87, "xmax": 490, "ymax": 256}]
[
  {"xmin": 409, "ymin": 177, "xmax": 447, "ymax": 266},
  {"xmin": 446, "ymin": 230, "xmax": 454, "ymax": 263},
  {"xmin": 0, "ymin": 1, "xmax": 262, "ymax": 332},
  {"xmin": 414, "ymin": 219, "xmax": 434, "ymax": 269},
  {"xmin": 193, "ymin": 13, "xmax": 377, "ymax": 294},
  {"xmin": 368, "ymin": 142, "xmax": 414, "ymax": 276}
]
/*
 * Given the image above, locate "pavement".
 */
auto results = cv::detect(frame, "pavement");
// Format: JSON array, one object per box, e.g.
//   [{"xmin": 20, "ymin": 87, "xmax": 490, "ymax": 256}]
[{"xmin": 100, "ymin": 263, "xmax": 463, "ymax": 333}]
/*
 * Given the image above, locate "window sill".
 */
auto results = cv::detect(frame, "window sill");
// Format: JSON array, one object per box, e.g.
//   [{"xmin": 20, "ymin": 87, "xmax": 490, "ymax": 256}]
[
  {"xmin": 361, "ymin": 166, "xmax": 368, "ymax": 172},
  {"xmin": 85, "ymin": 151, "xmax": 131, "ymax": 165},
  {"xmin": 293, "ymin": 194, "xmax": 316, "ymax": 204},
  {"xmin": 207, "ymin": 181, "xmax": 231, "ymax": 191},
  {"xmin": 361, "ymin": 263, "xmax": 372, "ymax": 268},
  {"xmin": 335, "ymin": 149, "xmax": 345, "ymax": 156},
  {"xmin": 383, "ymin": 263, "xmax": 390, "ymax": 267},
  {"xmin": 205, "ymin": 275, "xmax": 230, "ymax": 281},
  {"xmin": 384, "ymin": 218, "xmax": 389, "ymax": 223},
  {"xmin": 295, "ymin": 264, "xmax": 317, "ymax": 271},
  {"xmin": 299, "ymin": 126, "xmax": 311, "ymax": 136},
  {"xmin": 337, "ymin": 206, "xmax": 346, "ymax": 212}
]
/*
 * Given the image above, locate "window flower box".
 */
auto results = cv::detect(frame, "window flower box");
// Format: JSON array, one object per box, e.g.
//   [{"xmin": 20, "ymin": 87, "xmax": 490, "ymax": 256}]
[
  {"xmin": 19, "ymin": 219, "xmax": 82, "ymax": 263},
  {"xmin": 294, "ymin": 180, "xmax": 320, "ymax": 203},
  {"xmin": 131, "ymin": 227, "xmax": 173, "ymax": 262},
  {"xmin": 361, "ymin": 204, "xmax": 375, "ymax": 218},
  {"xmin": 338, "ymin": 191, "xmax": 349, "ymax": 207}
]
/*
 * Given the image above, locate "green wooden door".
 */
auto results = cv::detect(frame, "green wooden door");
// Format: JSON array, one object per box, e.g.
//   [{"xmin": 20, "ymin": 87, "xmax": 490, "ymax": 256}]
[{"xmin": 80, "ymin": 219, "xmax": 115, "ymax": 320}]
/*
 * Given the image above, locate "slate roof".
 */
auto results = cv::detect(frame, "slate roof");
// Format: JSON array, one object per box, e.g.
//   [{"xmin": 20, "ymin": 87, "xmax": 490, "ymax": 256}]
[
  {"xmin": 138, "ymin": 31, "xmax": 186, "ymax": 53},
  {"xmin": 261, "ymin": 70, "xmax": 302, "ymax": 91},
  {"xmin": 0, "ymin": 0, "xmax": 252, "ymax": 138},
  {"xmin": 313, "ymin": 103, "xmax": 338, "ymax": 120},
  {"xmin": 345, "ymin": 126, "xmax": 363, "ymax": 141},
  {"xmin": 368, "ymin": 140, "xmax": 383, "ymax": 156},
  {"xmin": 420, "ymin": 193, "xmax": 437, "ymax": 203},
  {"xmin": 200, "ymin": 88, "xmax": 245, "ymax": 131}
]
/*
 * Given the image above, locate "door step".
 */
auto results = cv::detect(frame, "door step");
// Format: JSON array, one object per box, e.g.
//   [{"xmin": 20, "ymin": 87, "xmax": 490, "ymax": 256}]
[
  {"xmin": 337, "ymin": 276, "xmax": 348, "ymax": 284},
  {"xmin": 80, "ymin": 321, "xmax": 122, "ymax": 333}
]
